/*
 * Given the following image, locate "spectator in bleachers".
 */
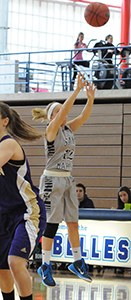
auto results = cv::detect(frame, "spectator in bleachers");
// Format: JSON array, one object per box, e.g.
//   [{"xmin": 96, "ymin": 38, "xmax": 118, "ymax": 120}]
[
  {"xmin": 76, "ymin": 183, "xmax": 95, "ymax": 208},
  {"xmin": 102, "ymin": 34, "xmax": 120, "ymax": 64},
  {"xmin": 71, "ymin": 32, "xmax": 89, "ymax": 90},
  {"xmin": 114, "ymin": 186, "xmax": 131, "ymax": 275},
  {"xmin": 117, "ymin": 186, "xmax": 131, "ymax": 209},
  {"xmin": 93, "ymin": 34, "xmax": 120, "ymax": 65}
]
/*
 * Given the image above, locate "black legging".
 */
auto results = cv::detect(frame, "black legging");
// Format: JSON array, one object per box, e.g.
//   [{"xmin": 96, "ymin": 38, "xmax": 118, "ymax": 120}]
[{"xmin": 72, "ymin": 60, "xmax": 90, "ymax": 84}]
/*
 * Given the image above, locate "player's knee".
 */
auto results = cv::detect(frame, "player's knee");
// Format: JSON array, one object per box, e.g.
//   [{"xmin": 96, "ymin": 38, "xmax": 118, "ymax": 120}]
[
  {"xmin": 8, "ymin": 256, "xmax": 18, "ymax": 275},
  {"xmin": 8, "ymin": 256, "xmax": 25, "ymax": 275},
  {"xmin": 43, "ymin": 223, "xmax": 59, "ymax": 239}
]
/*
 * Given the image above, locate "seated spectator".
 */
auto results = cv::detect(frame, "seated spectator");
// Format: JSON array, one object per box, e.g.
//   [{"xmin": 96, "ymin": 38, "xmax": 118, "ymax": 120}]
[
  {"xmin": 114, "ymin": 186, "xmax": 131, "ymax": 275},
  {"xmin": 76, "ymin": 183, "xmax": 95, "ymax": 208},
  {"xmin": 117, "ymin": 186, "xmax": 131, "ymax": 209}
]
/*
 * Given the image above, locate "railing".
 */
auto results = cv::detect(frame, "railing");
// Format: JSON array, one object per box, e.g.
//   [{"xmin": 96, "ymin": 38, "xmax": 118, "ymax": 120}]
[{"xmin": 0, "ymin": 44, "xmax": 131, "ymax": 93}]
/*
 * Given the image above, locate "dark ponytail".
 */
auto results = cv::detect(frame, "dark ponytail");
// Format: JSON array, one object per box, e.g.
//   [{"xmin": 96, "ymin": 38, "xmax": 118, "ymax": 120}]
[
  {"xmin": 75, "ymin": 32, "xmax": 84, "ymax": 46},
  {"xmin": 0, "ymin": 102, "xmax": 42, "ymax": 141}
]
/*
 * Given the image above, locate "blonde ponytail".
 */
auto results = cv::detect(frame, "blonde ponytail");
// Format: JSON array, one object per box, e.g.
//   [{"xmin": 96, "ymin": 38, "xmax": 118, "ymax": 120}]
[
  {"xmin": 32, "ymin": 108, "xmax": 47, "ymax": 121},
  {"xmin": 32, "ymin": 102, "xmax": 58, "ymax": 122}
]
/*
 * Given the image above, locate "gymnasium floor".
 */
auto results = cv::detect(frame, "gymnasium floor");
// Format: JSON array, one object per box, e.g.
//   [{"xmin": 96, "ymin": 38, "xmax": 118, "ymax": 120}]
[
  {"xmin": 31, "ymin": 265, "xmax": 131, "ymax": 300},
  {"xmin": 0, "ymin": 266, "xmax": 130, "ymax": 300}
]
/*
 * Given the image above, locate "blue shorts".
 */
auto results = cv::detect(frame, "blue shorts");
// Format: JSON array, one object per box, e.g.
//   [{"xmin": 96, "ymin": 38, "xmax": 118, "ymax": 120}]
[{"xmin": 0, "ymin": 200, "xmax": 46, "ymax": 269}]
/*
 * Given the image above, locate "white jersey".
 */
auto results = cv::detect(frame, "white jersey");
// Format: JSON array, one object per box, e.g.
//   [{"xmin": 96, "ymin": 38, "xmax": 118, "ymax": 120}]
[{"xmin": 44, "ymin": 125, "xmax": 76, "ymax": 172}]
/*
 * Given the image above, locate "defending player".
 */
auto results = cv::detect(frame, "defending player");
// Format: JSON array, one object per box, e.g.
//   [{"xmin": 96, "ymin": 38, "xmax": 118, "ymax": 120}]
[{"xmin": 0, "ymin": 102, "xmax": 46, "ymax": 300}]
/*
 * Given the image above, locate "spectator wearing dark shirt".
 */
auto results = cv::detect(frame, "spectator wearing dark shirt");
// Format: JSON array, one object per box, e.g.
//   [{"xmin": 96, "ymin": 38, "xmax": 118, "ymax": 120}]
[
  {"xmin": 103, "ymin": 34, "xmax": 120, "ymax": 64},
  {"xmin": 93, "ymin": 34, "xmax": 120, "ymax": 65},
  {"xmin": 76, "ymin": 183, "xmax": 95, "ymax": 208}
]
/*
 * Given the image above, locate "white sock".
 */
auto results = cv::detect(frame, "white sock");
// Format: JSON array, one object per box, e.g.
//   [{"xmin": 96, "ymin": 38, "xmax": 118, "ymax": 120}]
[
  {"xmin": 42, "ymin": 250, "xmax": 51, "ymax": 265},
  {"xmin": 72, "ymin": 247, "xmax": 81, "ymax": 261}
]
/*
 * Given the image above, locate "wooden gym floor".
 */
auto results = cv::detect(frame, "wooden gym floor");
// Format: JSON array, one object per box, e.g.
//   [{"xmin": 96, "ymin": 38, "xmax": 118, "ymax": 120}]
[
  {"xmin": 0, "ymin": 266, "xmax": 131, "ymax": 300},
  {"xmin": 32, "ymin": 266, "xmax": 131, "ymax": 300}
]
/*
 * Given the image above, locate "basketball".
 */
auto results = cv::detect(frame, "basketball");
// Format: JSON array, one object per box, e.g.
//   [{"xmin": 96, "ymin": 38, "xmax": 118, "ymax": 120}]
[{"xmin": 84, "ymin": 2, "xmax": 110, "ymax": 27}]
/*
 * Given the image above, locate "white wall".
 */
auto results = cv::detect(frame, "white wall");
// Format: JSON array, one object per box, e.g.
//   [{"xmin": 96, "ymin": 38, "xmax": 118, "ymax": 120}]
[{"xmin": 7, "ymin": 0, "xmax": 121, "ymax": 61}]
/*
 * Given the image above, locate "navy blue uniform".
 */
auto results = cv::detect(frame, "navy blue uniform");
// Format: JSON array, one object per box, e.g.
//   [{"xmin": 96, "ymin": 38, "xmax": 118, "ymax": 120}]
[{"xmin": 0, "ymin": 135, "xmax": 46, "ymax": 269}]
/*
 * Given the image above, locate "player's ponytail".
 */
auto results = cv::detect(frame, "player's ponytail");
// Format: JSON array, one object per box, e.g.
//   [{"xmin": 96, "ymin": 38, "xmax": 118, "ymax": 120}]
[
  {"xmin": 0, "ymin": 102, "xmax": 42, "ymax": 141},
  {"xmin": 32, "ymin": 102, "xmax": 57, "ymax": 121},
  {"xmin": 32, "ymin": 107, "xmax": 47, "ymax": 121}
]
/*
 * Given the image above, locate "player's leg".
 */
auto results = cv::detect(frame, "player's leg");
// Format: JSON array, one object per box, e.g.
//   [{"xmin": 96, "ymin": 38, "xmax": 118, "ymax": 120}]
[
  {"xmin": 37, "ymin": 224, "xmax": 58, "ymax": 288},
  {"xmin": 7, "ymin": 223, "xmax": 35, "ymax": 300},
  {"xmin": 67, "ymin": 221, "xmax": 92, "ymax": 282},
  {"xmin": 67, "ymin": 221, "xmax": 80, "ymax": 248},
  {"xmin": 65, "ymin": 178, "xmax": 92, "ymax": 283},
  {"xmin": 8, "ymin": 256, "xmax": 32, "ymax": 297},
  {"xmin": 8, "ymin": 205, "xmax": 46, "ymax": 299},
  {"xmin": 0, "ymin": 270, "xmax": 14, "ymax": 300},
  {"xmin": 0, "ymin": 216, "xmax": 15, "ymax": 300},
  {"xmin": 38, "ymin": 176, "xmax": 65, "ymax": 287}
]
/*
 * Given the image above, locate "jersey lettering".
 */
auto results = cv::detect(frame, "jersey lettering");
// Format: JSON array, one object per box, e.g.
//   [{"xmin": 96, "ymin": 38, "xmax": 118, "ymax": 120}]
[{"xmin": 63, "ymin": 149, "xmax": 75, "ymax": 160}]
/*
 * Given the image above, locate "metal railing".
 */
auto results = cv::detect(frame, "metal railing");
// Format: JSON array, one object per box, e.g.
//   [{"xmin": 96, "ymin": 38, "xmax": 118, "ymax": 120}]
[{"xmin": 0, "ymin": 44, "xmax": 131, "ymax": 93}]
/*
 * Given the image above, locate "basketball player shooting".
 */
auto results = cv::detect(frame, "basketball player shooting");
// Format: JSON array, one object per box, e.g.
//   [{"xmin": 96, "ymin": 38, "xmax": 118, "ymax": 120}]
[{"xmin": 32, "ymin": 73, "xmax": 96, "ymax": 288}]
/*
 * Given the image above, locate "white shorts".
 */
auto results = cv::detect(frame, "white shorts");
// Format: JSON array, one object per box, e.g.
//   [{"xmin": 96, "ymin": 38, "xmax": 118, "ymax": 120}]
[{"xmin": 39, "ymin": 174, "xmax": 78, "ymax": 223}]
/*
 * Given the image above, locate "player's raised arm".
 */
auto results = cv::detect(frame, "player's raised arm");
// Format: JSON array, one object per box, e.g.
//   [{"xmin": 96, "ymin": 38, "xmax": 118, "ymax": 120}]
[
  {"xmin": 46, "ymin": 73, "xmax": 88, "ymax": 141},
  {"xmin": 67, "ymin": 81, "xmax": 96, "ymax": 132}
]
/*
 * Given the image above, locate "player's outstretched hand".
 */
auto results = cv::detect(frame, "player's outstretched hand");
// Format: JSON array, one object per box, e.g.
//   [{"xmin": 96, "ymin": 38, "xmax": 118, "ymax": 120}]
[
  {"xmin": 76, "ymin": 72, "xmax": 87, "ymax": 92},
  {"xmin": 85, "ymin": 81, "xmax": 97, "ymax": 103}
]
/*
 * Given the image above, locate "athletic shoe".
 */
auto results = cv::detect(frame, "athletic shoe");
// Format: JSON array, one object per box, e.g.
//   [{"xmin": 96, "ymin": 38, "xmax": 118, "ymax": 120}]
[
  {"xmin": 68, "ymin": 258, "xmax": 92, "ymax": 283},
  {"xmin": 37, "ymin": 262, "xmax": 56, "ymax": 287}
]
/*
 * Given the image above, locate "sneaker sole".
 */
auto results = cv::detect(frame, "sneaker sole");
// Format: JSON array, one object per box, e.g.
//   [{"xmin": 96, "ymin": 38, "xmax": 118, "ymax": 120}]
[
  {"xmin": 37, "ymin": 267, "xmax": 56, "ymax": 288},
  {"xmin": 68, "ymin": 265, "xmax": 92, "ymax": 283}
]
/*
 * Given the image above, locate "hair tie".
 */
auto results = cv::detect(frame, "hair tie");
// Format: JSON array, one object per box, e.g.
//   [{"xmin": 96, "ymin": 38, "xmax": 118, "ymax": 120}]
[{"xmin": 47, "ymin": 102, "xmax": 60, "ymax": 121}]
